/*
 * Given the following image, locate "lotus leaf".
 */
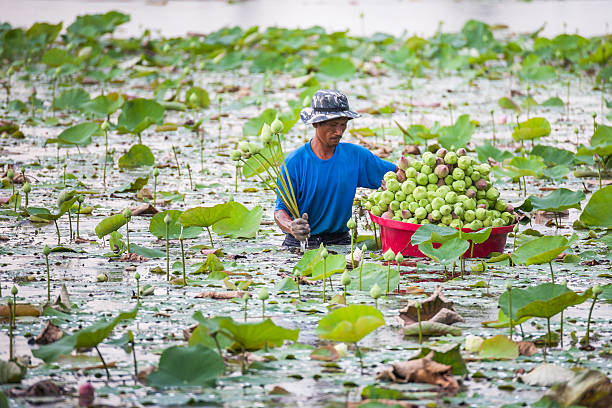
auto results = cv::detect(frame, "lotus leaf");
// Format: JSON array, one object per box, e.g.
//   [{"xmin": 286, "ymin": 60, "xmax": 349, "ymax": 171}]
[
  {"xmin": 309, "ymin": 254, "xmax": 346, "ymax": 280},
  {"xmin": 438, "ymin": 114, "xmax": 474, "ymax": 150},
  {"xmin": 82, "ymin": 93, "xmax": 124, "ymax": 118},
  {"xmin": 498, "ymin": 96, "xmax": 521, "ymax": 112},
  {"xmin": 149, "ymin": 210, "xmax": 202, "ymax": 240},
  {"xmin": 113, "ymin": 176, "xmax": 149, "ymax": 193},
  {"xmin": 346, "ymin": 263, "xmax": 400, "ymax": 291},
  {"xmin": 478, "ymin": 335, "xmax": 518, "ymax": 360},
  {"xmin": 218, "ymin": 318, "xmax": 299, "ymax": 351},
  {"xmin": 475, "ymin": 141, "xmax": 513, "ymax": 163},
  {"xmin": 317, "ymin": 305, "xmax": 384, "ymax": 344},
  {"xmin": 418, "ymin": 237, "xmax": 470, "ymax": 265},
  {"xmin": 527, "ymin": 188, "xmax": 585, "ymax": 212},
  {"xmin": 33, "ymin": 307, "xmax": 137, "ymax": 363},
  {"xmin": 51, "ymin": 122, "xmax": 100, "ymax": 147},
  {"xmin": 318, "ymin": 56, "xmax": 356, "ymax": 81},
  {"xmin": 185, "ymin": 86, "xmax": 210, "ymax": 108},
  {"xmin": 179, "ymin": 203, "xmax": 231, "ymax": 228},
  {"xmin": 212, "ymin": 202, "xmax": 262, "ymax": 238},
  {"xmin": 579, "ymin": 185, "xmax": 612, "ymax": 228},
  {"xmin": 505, "ymin": 155, "xmax": 546, "ymax": 177},
  {"xmin": 95, "ymin": 214, "xmax": 127, "ymax": 238},
  {"xmin": 117, "ymin": 98, "xmax": 165, "ymax": 135},
  {"xmin": 512, "ymin": 234, "xmax": 576, "ymax": 266},
  {"xmin": 118, "ymin": 144, "xmax": 155, "ymax": 169},
  {"xmin": 410, "ymin": 224, "xmax": 459, "ymax": 246},
  {"xmin": 512, "ymin": 117, "xmax": 551, "ymax": 141},
  {"xmin": 53, "ymin": 88, "xmax": 91, "ymax": 111},
  {"xmin": 147, "ymin": 345, "xmax": 224, "ymax": 388}
]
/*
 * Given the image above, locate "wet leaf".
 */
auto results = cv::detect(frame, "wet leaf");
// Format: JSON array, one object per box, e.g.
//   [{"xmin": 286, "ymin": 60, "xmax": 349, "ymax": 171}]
[
  {"xmin": 316, "ymin": 304, "xmax": 384, "ymax": 344},
  {"xmin": 410, "ymin": 224, "xmax": 459, "ymax": 246},
  {"xmin": 520, "ymin": 363, "xmax": 574, "ymax": 386},
  {"xmin": 53, "ymin": 88, "xmax": 90, "ymax": 111},
  {"xmin": 310, "ymin": 346, "xmax": 340, "ymax": 361},
  {"xmin": 179, "ymin": 203, "xmax": 232, "ymax": 228},
  {"xmin": 50, "ymin": 122, "xmax": 100, "ymax": 147},
  {"xmin": 309, "ymin": 254, "xmax": 347, "ymax": 280},
  {"xmin": 219, "ymin": 317, "xmax": 299, "ymax": 351},
  {"xmin": 498, "ymin": 96, "xmax": 521, "ymax": 112},
  {"xmin": 512, "ymin": 234, "xmax": 576, "ymax": 266},
  {"xmin": 418, "ymin": 237, "xmax": 470, "ymax": 265},
  {"xmin": 527, "ymin": 188, "xmax": 585, "ymax": 212},
  {"xmin": 478, "ymin": 335, "xmax": 518, "ymax": 360},
  {"xmin": 147, "ymin": 345, "xmax": 224, "ymax": 388},
  {"xmin": 212, "ymin": 202, "xmax": 262, "ymax": 238},
  {"xmin": 512, "ymin": 117, "xmax": 551, "ymax": 141},
  {"xmin": 346, "ymin": 263, "xmax": 400, "ymax": 291},
  {"xmin": 117, "ymin": 98, "xmax": 165, "ymax": 135}
]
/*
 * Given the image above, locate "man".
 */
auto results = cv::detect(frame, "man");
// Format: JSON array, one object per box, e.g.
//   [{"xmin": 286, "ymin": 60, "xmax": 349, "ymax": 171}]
[{"xmin": 274, "ymin": 89, "xmax": 396, "ymax": 248}]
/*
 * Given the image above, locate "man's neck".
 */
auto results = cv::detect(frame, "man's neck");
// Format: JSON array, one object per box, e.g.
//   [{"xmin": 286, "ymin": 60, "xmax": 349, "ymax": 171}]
[{"xmin": 310, "ymin": 138, "xmax": 336, "ymax": 160}]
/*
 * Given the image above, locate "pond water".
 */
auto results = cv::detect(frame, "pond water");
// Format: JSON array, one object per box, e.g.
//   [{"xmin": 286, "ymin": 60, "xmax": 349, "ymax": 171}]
[{"xmin": 3, "ymin": 0, "xmax": 612, "ymax": 38}]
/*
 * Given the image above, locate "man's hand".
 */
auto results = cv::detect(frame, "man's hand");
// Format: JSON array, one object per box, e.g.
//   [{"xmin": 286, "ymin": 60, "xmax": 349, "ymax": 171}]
[{"xmin": 290, "ymin": 213, "xmax": 310, "ymax": 242}]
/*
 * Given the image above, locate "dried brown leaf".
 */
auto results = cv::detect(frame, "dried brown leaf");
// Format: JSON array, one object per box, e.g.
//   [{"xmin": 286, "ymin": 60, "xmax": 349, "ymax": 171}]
[
  {"xmin": 399, "ymin": 286, "xmax": 455, "ymax": 325},
  {"xmin": 131, "ymin": 203, "xmax": 159, "ymax": 216},
  {"xmin": 35, "ymin": 321, "xmax": 63, "ymax": 345},
  {"xmin": 517, "ymin": 341, "xmax": 539, "ymax": 356},
  {"xmin": 310, "ymin": 346, "xmax": 340, "ymax": 362},
  {"xmin": 377, "ymin": 352, "xmax": 458, "ymax": 394},
  {"xmin": 9, "ymin": 380, "xmax": 64, "ymax": 397},
  {"xmin": 194, "ymin": 291, "xmax": 246, "ymax": 299}
]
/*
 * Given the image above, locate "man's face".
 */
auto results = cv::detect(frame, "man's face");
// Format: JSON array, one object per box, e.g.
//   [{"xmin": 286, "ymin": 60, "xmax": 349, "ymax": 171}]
[{"xmin": 313, "ymin": 118, "xmax": 349, "ymax": 147}]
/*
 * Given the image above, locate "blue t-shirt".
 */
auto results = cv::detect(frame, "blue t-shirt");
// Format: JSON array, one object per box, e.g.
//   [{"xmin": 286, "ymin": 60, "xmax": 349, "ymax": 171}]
[{"xmin": 275, "ymin": 142, "xmax": 396, "ymax": 235}]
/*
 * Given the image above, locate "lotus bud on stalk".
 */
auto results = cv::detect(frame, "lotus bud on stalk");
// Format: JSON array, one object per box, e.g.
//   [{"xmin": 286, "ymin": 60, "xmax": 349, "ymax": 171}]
[
  {"xmin": 164, "ymin": 213, "xmax": 171, "ymax": 281},
  {"xmin": 258, "ymin": 287, "xmax": 269, "ymax": 318},
  {"xmin": 320, "ymin": 244, "xmax": 329, "ymax": 302},
  {"xmin": 135, "ymin": 272, "xmax": 141, "ymax": 303},
  {"xmin": 188, "ymin": 92, "xmax": 199, "ymax": 107},
  {"xmin": 383, "ymin": 249, "xmax": 395, "ymax": 293},
  {"xmin": 238, "ymin": 141, "xmax": 250, "ymax": 153},
  {"xmin": 101, "ymin": 120, "xmax": 110, "ymax": 131},
  {"xmin": 370, "ymin": 283, "xmax": 382, "ymax": 309},
  {"xmin": 270, "ymin": 115, "xmax": 284, "ymax": 134},
  {"xmin": 261, "ymin": 123, "xmax": 273, "ymax": 144}
]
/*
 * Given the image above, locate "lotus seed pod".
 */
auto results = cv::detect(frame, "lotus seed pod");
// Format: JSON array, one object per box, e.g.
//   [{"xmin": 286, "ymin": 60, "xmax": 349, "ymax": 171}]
[
  {"xmin": 341, "ymin": 270, "xmax": 351, "ymax": 286},
  {"xmin": 381, "ymin": 210, "xmax": 394, "ymax": 219},
  {"xmin": 434, "ymin": 164, "xmax": 449, "ymax": 178},
  {"xmin": 11, "ymin": 285, "xmax": 17, "ymax": 295},
  {"xmin": 135, "ymin": 272, "xmax": 140, "ymax": 280},
  {"xmin": 163, "ymin": 213, "xmax": 172, "ymax": 225},
  {"xmin": 101, "ymin": 120, "xmax": 110, "ymax": 131},
  {"xmin": 22, "ymin": 182, "xmax": 31, "ymax": 194},
  {"xmin": 593, "ymin": 284, "xmax": 603, "ymax": 296},
  {"xmin": 456, "ymin": 147, "xmax": 467, "ymax": 157},
  {"xmin": 319, "ymin": 244, "xmax": 328, "ymax": 259},
  {"xmin": 260, "ymin": 123, "xmax": 273, "ymax": 144},
  {"xmin": 370, "ymin": 283, "xmax": 382, "ymax": 299},
  {"xmin": 346, "ymin": 218, "xmax": 357, "ymax": 230},
  {"xmin": 258, "ymin": 287, "xmax": 269, "ymax": 301},
  {"xmin": 122, "ymin": 208, "xmax": 132, "ymax": 220},
  {"xmin": 383, "ymin": 248, "xmax": 395, "ymax": 262},
  {"xmin": 270, "ymin": 115, "xmax": 284, "ymax": 134},
  {"xmin": 42, "ymin": 244, "xmax": 51, "ymax": 256}
]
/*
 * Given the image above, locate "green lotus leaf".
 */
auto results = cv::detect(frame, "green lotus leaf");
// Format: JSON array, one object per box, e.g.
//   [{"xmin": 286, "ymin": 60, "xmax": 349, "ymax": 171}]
[
  {"xmin": 512, "ymin": 117, "xmax": 551, "ymax": 141},
  {"xmin": 579, "ymin": 185, "xmax": 612, "ymax": 228},
  {"xmin": 317, "ymin": 305, "xmax": 384, "ymax": 344},
  {"xmin": 147, "ymin": 345, "xmax": 224, "ymax": 388},
  {"xmin": 118, "ymin": 144, "xmax": 155, "ymax": 169},
  {"xmin": 149, "ymin": 210, "xmax": 202, "ymax": 240},
  {"xmin": 179, "ymin": 203, "xmax": 232, "ymax": 228}
]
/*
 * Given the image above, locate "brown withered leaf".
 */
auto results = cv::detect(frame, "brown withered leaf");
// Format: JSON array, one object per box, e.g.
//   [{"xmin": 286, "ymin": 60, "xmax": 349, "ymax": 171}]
[
  {"xmin": 310, "ymin": 346, "xmax": 340, "ymax": 362},
  {"xmin": 399, "ymin": 286, "xmax": 455, "ymax": 325},
  {"xmin": 269, "ymin": 385, "xmax": 291, "ymax": 395},
  {"xmin": 377, "ymin": 352, "xmax": 459, "ymax": 394},
  {"xmin": 137, "ymin": 188, "xmax": 153, "ymax": 200},
  {"xmin": 137, "ymin": 366, "xmax": 156, "ymax": 384},
  {"xmin": 35, "ymin": 321, "xmax": 63, "ymax": 345},
  {"xmin": 9, "ymin": 380, "xmax": 64, "ymax": 397},
  {"xmin": 517, "ymin": 341, "xmax": 539, "ymax": 356},
  {"xmin": 74, "ymin": 236, "xmax": 96, "ymax": 244},
  {"xmin": 428, "ymin": 308, "xmax": 465, "ymax": 325},
  {"xmin": 195, "ymin": 291, "xmax": 246, "ymax": 299},
  {"xmin": 183, "ymin": 324, "xmax": 198, "ymax": 341},
  {"xmin": 346, "ymin": 247, "xmax": 362, "ymax": 270},
  {"xmin": 0, "ymin": 303, "xmax": 42, "ymax": 318},
  {"xmin": 131, "ymin": 203, "xmax": 159, "ymax": 216},
  {"xmin": 0, "ymin": 197, "xmax": 9, "ymax": 205},
  {"xmin": 117, "ymin": 253, "xmax": 149, "ymax": 262}
]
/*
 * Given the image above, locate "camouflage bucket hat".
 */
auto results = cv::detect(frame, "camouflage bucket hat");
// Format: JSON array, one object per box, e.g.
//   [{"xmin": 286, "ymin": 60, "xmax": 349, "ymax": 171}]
[{"xmin": 300, "ymin": 89, "xmax": 360, "ymax": 124}]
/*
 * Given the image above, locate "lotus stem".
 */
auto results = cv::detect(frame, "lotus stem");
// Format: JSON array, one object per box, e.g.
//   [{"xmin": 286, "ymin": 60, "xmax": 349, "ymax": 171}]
[
  {"xmin": 76, "ymin": 201, "xmax": 81, "ymax": 238},
  {"xmin": 386, "ymin": 263, "xmax": 390, "ymax": 293},
  {"xmin": 165, "ymin": 223, "xmax": 170, "ymax": 281},
  {"xmin": 217, "ymin": 97, "xmax": 222, "ymax": 148},
  {"xmin": 103, "ymin": 128, "xmax": 108, "ymax": 188},
  {"xmin": 322, "ymin": 258, "xmax": 326, "ymax": 302},
  {"xmin": 547, "ymin": 317, "xmax": 552, "ymax": 348},
  {"xmin": 585, "ymin": 286, "xmax": 601, "ymax": 348},
  {"xmin": 295, "ymin": 273, "xmax": 301, "ymax": 302},
  {"xmin": 45, "ymin": 254, "xmax": 50, "ymax": 303},
  {"xmin": 243, "ymin": 295, "xmax": 248, "ymax": 322},
  {"xmin": 350, "ymin": 233, "xmax": 354, "ymax": 269},
  {"xmin": 235, "ymin": 164, "xmax": 239, "ymax": 193},
  {"xmin": 491, "ymin": 110, "xmax": 496, "ymax": 145},
  {"xmin": 187, "ymin": 163, "xmax": 193, "ymax": 190},
  {"xmin": 358, "ymin": 257, "xmax": 364, "ymax": 291},
  {"xmin": 180, "ymin": 235, "xmax": 186, "ymax": 285},
  {"xmin": 200, "ymin": 128, "xmax": 204, "ymax": 173},
  {"xmin": 135, "ymin": 275, "xmax": 140, "ymax": 304},
  {"xmin": 8, "ymin": 299, "xmax": 14, "ymax": 361},
  {"xmin": 54, "ymin": 220, "xmax": 60, "ymax": 244},
  {"xmin": 566, "ymin": 80, "xmax": 570, "ymax": 120},
  {"xmin": 153, "ymin": 174, "xmax": 158, "ymax": 207},
  {"xmin": 130, "ymin": 337, "xmax": 138, "ymax": 384},
  {"xmin": 416, "ymin": 302, "xmax": 423, "ymax": 344},
  {"xmin": 355, "ymin": 342, "xmax": 364, "ymax": 375},
  {"xmin": 172, "ymin": 145, "xmax": 181, "ymax": 177},
  {"xmin": 125, "ymin": 219, "xmax": 130, "ymax": 254},
  {"xmin": 548, "ymin": 262, "xmax": 555, "ymax": 284},
  {"xmin": 206, "ymin": 226, "xmax": 213, "ymax": 248},
  {"xmin": 507, "ymin": 283, "xmax": 513, "ymax": 340},
  {"xmin": 137, "ymin": 132, "xmax": 142, "ymax": 145},
  {"xmin": 95, "ymin": 345, "xmax": 111, "ymax": 381}
]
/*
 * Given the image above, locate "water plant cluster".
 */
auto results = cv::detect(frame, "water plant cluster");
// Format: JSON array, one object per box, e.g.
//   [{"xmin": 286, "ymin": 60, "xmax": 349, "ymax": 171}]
[{"xmin": 0, "ymin": 11, "xmax": 611, "ymax": 407}]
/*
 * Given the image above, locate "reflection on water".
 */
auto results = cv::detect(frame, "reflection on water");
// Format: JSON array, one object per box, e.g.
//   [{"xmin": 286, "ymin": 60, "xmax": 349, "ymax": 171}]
[{"xmin": 2, "ymin": 0, "xmax": 612, "ymax": 38}]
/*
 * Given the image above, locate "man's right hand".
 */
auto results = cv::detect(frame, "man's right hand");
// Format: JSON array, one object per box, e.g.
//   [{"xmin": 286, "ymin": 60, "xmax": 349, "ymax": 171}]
[{"xmin": 290, "ymin": 213, "xmax": 310, "ymax": 242}]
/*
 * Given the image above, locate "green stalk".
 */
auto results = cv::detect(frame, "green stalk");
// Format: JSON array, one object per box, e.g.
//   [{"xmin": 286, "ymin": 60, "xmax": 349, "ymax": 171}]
[
  {"xmin": 103, "ymin": 128, "xmax": 108, "ymax": 188},
  {"xmin": 507, "ymin": 286, "xmax": 513, "ymax": 340},
  {"xmin": 261, "ymin": 299, "xmax": 265, "ymax": 318},
  {"xmin": 165, "ymin": 223, "xmax": 170, "ymax": 281},
  {"xmin": 45, "ymin": 254, "xmax": 50, "ymax": 303},
  {"xmin": 67, "ymin": 211, "xmax": 73, "ymax": 242},
  {"xmin": 200, "ymin": 129, "xmax": 204, "ymax": 173},
  {"xmin": 350, "ymin": 232, "xmax": 355, "ymax": 269},
  {"xmin": 355, "ymin": 342, "xmax": 364, "ymax": 375},
  {"xmin": 491, "ymin": 110, "xmax": 496, "ymax": 146},
  {"xmin": 95, "ymin": 345, "xmax": 111, "ymax": 381},
  {"xmin": 153, "ymin": 174, "xmax": 158, "ymax": 207},
  {"xmin": 206, "ymin": 226, "xmax": 213, "ymax": 248},
  {"xmin": 322, "ymin": 259, "xmax": 326, "ymax": 302},
  {"xmin": 125, "ymin": 219, "xmax": 130, "ymax": 254},
  {"xmin": 358, "ymin": 257, "xmax": 364, "ymax": 291},
  {"xmin": 547, "ymin": 317, "xmax": 552, "ymax": 348},
  {"xmin": 180, "ymin": 235, "xmax": 186, "ymax": 285},
  {"xmin": 172, "ymin": 145, "xmax": 181, "ymax": 177},
  {"xmin": 243, "ymin": 297, "xmax": 248, "ymax": 322},
  {"xmin": 76, "ymin": 201, "xmax": 81, "ymax": 238},
  {"xmin": 386, "ymin": 263, "xmax": 390, "ymax": 293},
  {"xmin": 548, "ymin": 262, "xmax": 555, "ymax": 284},
  {"xmin": 54, "ymin": 220, "xmax": 60, "ymax": 244},
  {"xmin": 585, "ymin": 290, "xmax": 600, "ymax": 348},
  {"xmin": 187, "ymin": 163, "xmax": 193, "ymax": 190},
  {"xmin": 8, "ymin": 299, "xmax": 14, "ymax": 361},
  {"xmin": 417, "ymin": 304, "xmax": 422, "ymax": 344},
  {"xmin": 130, "ymin": 337, "xmax": 138, "ymax": 384}
]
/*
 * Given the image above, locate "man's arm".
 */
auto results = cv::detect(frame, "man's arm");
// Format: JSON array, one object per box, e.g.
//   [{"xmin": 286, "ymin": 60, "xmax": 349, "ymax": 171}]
[{"xmin": 274, "ymin": 210, "xmax": 310, "ymax": 241}]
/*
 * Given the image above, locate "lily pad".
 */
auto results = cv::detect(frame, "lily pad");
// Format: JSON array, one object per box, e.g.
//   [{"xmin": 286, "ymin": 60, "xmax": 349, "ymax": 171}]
[
  {"xmin": 118, "ymin": 144, "xmax": 155, "ymax": 169},
  {"xmin": 95, "ymin": 214, "xmax": 127, "ymax": 238},
  {"xmin": 579, "ymin": 185, "xmax": 612, "ymax": 228},
  {"xmin": 478, "ymin": 335, "xmax": 518, "ymax": 360},
  {"xmin": 212, "ymin": 202, "xmax": 262, "ymax": 239},
  {"xmin": 438, "ymin": 114, "xmax": 474, "ymax": 150},
  {"xmin": 147, "ymin": 345, "xmax": 224, "ymax": 388},
  {"xmin": 512, "ymin": 117, "xmax": 551, "ymax": 142},
  {"xmin": 218, "ymin": 318, "xmax": 299, "ymax": 351},
  {"xmin": 117, "ymin": 98, "xmax": 165, "ymax": 135},
  {"xmin": 179, "ymin": 203, "xmax": 232, "ymax": 228},
  {"xmin": 149, "ymin": 210, "xmax": 202, "ymax": 240},
  {"xmin": 512, "ymin": 234, "xmax": 576, "ymax": 266},
  {"xmin": 346, "ymin": 263, "xmax": 400, "ymax": 291}
]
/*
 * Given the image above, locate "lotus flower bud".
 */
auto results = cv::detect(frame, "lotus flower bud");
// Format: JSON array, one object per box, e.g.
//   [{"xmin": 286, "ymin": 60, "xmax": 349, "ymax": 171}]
[
  {"xmin": 230, "ymin": 150, "xmax": 242, "ymax": 161},
  {"xmin": 381, "ymin": 210, "xmax": 394, "ymax": 219},
  {"xmin": 188, "ymin": 92, "xmax": 199, "ymax": 107},
  {"xmin": 435, "ymin": 157, "xmax": 444, "ymax": 166},
  {"xmin": 42, "ymin": 244, "xmax": 51, "ymax": 256},
  {"xmin": 135, "ymin": 272, "xmax": 140, "ymax": 280},
  {"xmin": 434, "ymin": 164, "xmax": 449, "ymax": 178},
  {"xmin": 258, "ymin": 287, "xmax": 269, "ymax": 301},
  {"xmin": 257, "ymin": 123, "xmax": 272, "ymax": 145},
  {"xmin": 361, "ymin": 244, "xmax": 367, "ymax": 253},
  {"xmin": 396, "ymin": 169, "xmax": 406, "ymax": 182},
  {"xmin": 475, "ymin": 179, "xmax": 487, "ymax": 191},
  {"xmin": 415, "ymin": 301, "xmax": 421, "ymax": 310},
  {"xmin": 593, "ymin": 284, "xmax": 603, "ymax": 296},
  {"xmin": 383, "ymin": 249, "xmax": 395, "ymax": 262},
  {"xmin": 436, "ymin": 148, "xmax": 447, "ymax": 158},
  {"xmin": 465, "ymin": 334, "xmax": 484, "ymax": 353},
  {"xmin": 97, "ymin": 273, "xmax": 108, "ymax": 282},
  {"xmin": 77, "ymin": 194, "xmax": 84, "ymax": 204},
  {"xmin": 242, "ymin": 293, "xmax": 250, "ymax": 302},
  {"xmin": 341, "ymin": 270, "xmax": 351, "ymax": 286},
  {"xmin": 152, "ymin": 168, "xmax": 160, "ymax": 177},
  {"xmin": 456, "ymin": 148, "xmax": 467, "ymax": 157},
  {"xmin": 334, "ymin": 343, "xmax": 348, "ymax": 357},
  {"xmin": 370, "ymin": 283, "xmax": 382, "ymax": 299},
  {"xmin": 101, "ymin": 120, "xmax": 110, "ymax": 131},
  {"xmin": 7, "ymin": 66, "xmax": 14, "ymax": 76},
  {"xmin": 22, "ymin": 182, "xmax": 31, "ymax": 194},
  {"xmin": 506, "ymin": 281, "xmax": 512, "ymax": 291},
  {"xmin": 270, "ymin": 115, "xmax": 284, "ymax": 134},
  {"xmin": 78, "ymin": 383, "xmax": 95, "ymax": 407},
  {"xmin": 397, "ymin": 156, "xmax": 410, "ymax": 171},
  {"xmin": 11, "ymin": 285, "xmax": 18, "ymax": 295},
  {"xmin": 592, "ymin": 112, "xmax": 597, "ymax": 119},
  {"xmin": 179, "ymin": 229, "xmax": 184, "ymax": 241},
  {"xmin": 247, "ymin": 143, "xmax": 261, "ymax": 155},
  {"xmin": 163, "ymin": 213, "xmax": 172, "ymax": 225},
  {"xmin": 505, "ymin": 204, "xmax": 514, "ymax": 213},
  {"xmin": 238, "ymin": 141, "xmax": 250, "ymax": 153},
  {"xmin": 401, "ymin": 209, "xmax": 412, "ymax": 219},
  {"xmin": 122, "ymin": 208, "xmax": 132, "ymax": 221},
  {"xmin": 395, "ymin": 252, "xmax": 404, "ymax": 263},
  {"xmin": 319, "ymin": 244, "xmax": 328, "ymax": 259},
  {"xmin": 7, "ymin": 169, "xmax": 14, "ymax": 180},
  {"xmin": 346, "ymin": 218, "xmax": 356, "ymax": 230}
]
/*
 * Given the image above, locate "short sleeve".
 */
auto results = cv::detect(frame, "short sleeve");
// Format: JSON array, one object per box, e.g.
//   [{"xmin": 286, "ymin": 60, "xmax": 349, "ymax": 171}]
[{"xmin": 357, "ymin": 147, "xmax": 396, "ymax": 189}]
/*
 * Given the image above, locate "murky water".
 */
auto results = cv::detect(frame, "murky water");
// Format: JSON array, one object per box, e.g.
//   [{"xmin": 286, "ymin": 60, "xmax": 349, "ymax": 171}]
[{"xmin": 3, "ymin": 0, "xmax": 612, "ymax": 38}]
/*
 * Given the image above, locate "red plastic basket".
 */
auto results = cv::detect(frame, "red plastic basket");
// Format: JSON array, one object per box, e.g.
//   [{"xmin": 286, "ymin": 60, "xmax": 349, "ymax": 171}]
[{"xmin": 370, "ymin": 212, "xmax": 515, "ymax": 258}]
